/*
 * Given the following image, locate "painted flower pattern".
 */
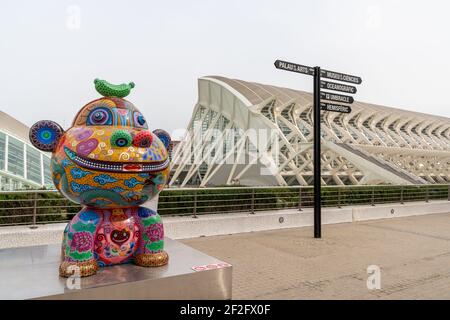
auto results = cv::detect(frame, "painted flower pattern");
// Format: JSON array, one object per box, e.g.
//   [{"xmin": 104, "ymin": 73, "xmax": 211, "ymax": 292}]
[
  {"xmin": 145, "ymin": 223, "xmax": 164, "ymax": 242},
  {"xmin": 70, "ymin": 231, "xmax": 94, "ymax": 252}
]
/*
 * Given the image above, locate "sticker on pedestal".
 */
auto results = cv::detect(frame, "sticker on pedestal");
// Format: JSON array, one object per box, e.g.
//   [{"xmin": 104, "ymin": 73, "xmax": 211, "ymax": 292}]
[{"xmin": 191, "ymin": 262, "xmax": 232, "ymax": 272}]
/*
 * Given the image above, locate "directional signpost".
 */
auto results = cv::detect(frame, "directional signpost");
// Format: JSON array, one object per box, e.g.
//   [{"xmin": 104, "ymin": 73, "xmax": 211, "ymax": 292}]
[
  {"xmin": 321, "ymin": 69, "xmax": 362, "ymax": 84},
  {"xmin": 275, "ymin": 59, "xmax": 362, "ymax": 238},
  {"xmin": 321, "ymin": 102, "xmax": 351, "ymax": 114},
  {"xmin": 274, "ymin": 60, "xmax": 314, "ymax": 76},
  {"xmin": 320, "ymin": 80, "xmax": 357, "ymax": 94},
  {"xmin": 320, "ymin": 91, "xmax": 354, "ymax": 104}
]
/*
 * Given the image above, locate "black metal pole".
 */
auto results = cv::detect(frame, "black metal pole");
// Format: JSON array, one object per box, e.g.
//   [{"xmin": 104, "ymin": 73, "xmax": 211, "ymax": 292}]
[{"xmin": 313, "ymin": 66, "xmax": 321, "ymax": 238}]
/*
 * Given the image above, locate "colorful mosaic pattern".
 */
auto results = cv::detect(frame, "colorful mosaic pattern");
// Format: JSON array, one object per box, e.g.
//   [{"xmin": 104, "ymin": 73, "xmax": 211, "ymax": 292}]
[
  {"xmin": 29, "ymin": 120, "xmax": 64, "ymax": 152},
  {"xmin": 29, "ymin": 80, "xmax": 171, "ymax": 277},
  {"xmin": 61, "ymin": 207, "xmax": 165, "ymax": 268},
  {"xmin": 52, "ymin": 124, "xmax": 169, "ymax": 207}
]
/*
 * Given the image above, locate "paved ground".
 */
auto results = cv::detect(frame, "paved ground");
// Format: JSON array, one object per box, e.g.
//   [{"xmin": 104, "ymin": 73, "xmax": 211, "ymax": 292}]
[{"xmin": 182, "ymin": 213, "xmax": 450, "ymax": 299}]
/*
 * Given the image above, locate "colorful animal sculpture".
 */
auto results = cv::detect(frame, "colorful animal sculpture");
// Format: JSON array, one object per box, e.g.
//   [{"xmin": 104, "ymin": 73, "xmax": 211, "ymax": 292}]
[{"xmin": 29, "ymin": 79, "xmax": 171, "ymax": 277}]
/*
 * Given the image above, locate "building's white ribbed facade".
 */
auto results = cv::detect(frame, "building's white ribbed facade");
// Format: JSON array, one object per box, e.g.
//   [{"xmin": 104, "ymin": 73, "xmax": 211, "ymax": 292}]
[
  {"xmin": 0, "ymin": 111, "xmax": 52, "ymax": 190},
  {"xmin": 170, "ymin": 76, "xmax": 450, "ymax": 187}
]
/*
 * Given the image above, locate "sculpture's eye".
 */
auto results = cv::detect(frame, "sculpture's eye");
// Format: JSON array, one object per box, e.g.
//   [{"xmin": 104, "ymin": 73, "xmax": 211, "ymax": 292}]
[
  {"xmin": 111, "ymin": 130, "xmax": 132, "ymax": 148},
  {"xmin": 87, "ymin": 107, "xmax": 112, "ymax": 126},
  {"xmin": 133, "ymin": 112, "xmax": 147, "ymax": 128}
]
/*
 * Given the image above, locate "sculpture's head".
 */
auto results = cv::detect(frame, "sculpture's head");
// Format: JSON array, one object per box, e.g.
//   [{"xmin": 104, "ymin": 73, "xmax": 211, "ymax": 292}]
[{"xmin": 29, "ymin": 79, "xmax": 171, "ymax": 208}]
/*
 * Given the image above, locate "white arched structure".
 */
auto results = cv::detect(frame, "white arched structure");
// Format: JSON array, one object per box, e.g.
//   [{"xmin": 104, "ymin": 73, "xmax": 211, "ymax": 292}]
[{"xmin": 170, "ymin": 76, "xmax": 450, "ymax": 187}]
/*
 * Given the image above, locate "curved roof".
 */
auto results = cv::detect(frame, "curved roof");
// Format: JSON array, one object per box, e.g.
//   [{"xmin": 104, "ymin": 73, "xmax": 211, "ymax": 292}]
[
  {"xmin": 203, "ymin": 76, "xmax": 450, "ymax": 122},
  {"xmin": 204, "ymin": 75, "xmax": 311, "ymax": 107},
  {"xmin": 0, "ymin": 111, "xmax": 31, "ymax": 142},
  {"xmin": 171, "ymin": 75, "xmax": 450, "ymax": 187}
]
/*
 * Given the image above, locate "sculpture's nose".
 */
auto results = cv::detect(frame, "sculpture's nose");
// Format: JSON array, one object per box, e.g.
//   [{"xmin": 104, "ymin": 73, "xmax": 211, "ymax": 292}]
[{"xmin": 133, "ymin": 131, "xmax": 153, "ymax": 148}]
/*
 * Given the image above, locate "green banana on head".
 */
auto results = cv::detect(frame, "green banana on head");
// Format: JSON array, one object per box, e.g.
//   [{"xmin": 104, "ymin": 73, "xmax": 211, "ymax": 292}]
[{"xmin": 94, "ymin": 78, "xmax": 135, "ymax": 98}]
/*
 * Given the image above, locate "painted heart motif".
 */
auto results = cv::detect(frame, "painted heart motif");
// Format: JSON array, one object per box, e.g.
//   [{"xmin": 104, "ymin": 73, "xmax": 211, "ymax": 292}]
[
  {"xmin": 76, "ymin": 138, "xmax": 99, "ymax": 156},
  {"xmin": 74, "ymin": 128, "xmax": 93, "ymax": 141}
]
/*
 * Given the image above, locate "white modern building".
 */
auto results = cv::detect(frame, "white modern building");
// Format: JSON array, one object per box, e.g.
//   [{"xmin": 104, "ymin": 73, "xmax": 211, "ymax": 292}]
[
  {"xmin": 0, "ymin": 111, "xmax": 53, "ymax": 190},
  {"xmin": 170, "ymin": 76, "xmax": 450, "ymax": 187}
]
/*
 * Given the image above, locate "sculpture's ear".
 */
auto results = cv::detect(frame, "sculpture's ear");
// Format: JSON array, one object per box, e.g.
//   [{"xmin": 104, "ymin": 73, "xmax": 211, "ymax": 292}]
[
  {"xmin": 29, "ymin": 120, "xmax": 64, "ymax": 152},
  {"xmin": 152, "ymin": 129, "xmax": 171, "ymax": 150}
]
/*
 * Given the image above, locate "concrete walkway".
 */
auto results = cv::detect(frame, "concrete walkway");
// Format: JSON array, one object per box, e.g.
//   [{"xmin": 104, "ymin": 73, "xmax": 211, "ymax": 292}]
[{"xmin": 182, "ymin": 212, "xmax": 450, "ymax": 299}]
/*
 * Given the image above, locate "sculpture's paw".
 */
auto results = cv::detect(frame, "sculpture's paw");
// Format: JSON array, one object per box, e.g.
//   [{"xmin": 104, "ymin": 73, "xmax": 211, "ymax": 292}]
[
  {"xmin": 59, "ymin": 259, "xmax": 99, "ymax": 278},
  {"xmin": 134, "ymin": 251, "xmax": 169, "ymax": 267}
]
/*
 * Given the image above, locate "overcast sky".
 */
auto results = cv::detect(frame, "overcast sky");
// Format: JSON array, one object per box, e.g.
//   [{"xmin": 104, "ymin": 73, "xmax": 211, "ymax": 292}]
[{"xmin": 2, "ymin": 0, "xmax": 450, "ymax": 139}]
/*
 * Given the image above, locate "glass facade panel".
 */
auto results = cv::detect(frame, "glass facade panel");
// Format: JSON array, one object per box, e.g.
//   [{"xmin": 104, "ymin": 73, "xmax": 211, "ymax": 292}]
[
  {"xmin": 11, "ymin": 179, "xmax": 22, "ymax": 190},
  {"xmin": 7, "ymin": 136, "xmax": 24, "ymax": 177},
  {"xmin": 0, "ymin": 132, "xmax": 5, "ymax": 170},
  {"xmin": 1, "ymin": 176, "xmax": 10, "ymax": 191},
  {"xmin": 26, "ymin": 145, "xmax": 42, "ymax": 184},
  {"xmin": 43, "ymin": 155, "xmax": 53, "ymax": 187},
  {"xmin": 0, "ymin": 175, "xmax": 37, "ymax": 191},
  {"xmin": 0, "ymin": 132, "xmax": 54, "ymax": 190}
]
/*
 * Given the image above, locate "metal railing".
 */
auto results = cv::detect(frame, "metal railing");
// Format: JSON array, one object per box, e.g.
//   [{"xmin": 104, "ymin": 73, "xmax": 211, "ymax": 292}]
[{"xmin": 0, "ymin": 184, "xmax": 449, "ymax": 227}]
